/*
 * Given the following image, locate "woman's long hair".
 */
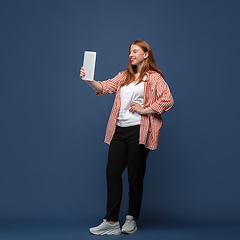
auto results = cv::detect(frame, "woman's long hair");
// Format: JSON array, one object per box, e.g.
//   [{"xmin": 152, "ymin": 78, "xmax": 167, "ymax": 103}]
[{"xmin": 122, "ymin": 40, "xmax": 164, "ymax": 86}]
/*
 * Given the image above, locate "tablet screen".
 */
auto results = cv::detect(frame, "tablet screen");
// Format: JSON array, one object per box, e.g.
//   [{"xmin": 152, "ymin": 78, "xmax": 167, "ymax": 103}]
[{"xmin": 82, "ymin": 51, "xmax": 96, "ymax": 81}]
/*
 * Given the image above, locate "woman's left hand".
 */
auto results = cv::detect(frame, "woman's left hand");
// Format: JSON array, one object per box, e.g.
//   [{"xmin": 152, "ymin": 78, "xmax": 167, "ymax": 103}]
[{"xmin": 129, "ymin": 103, "xmax": 145, "ymax": 115}]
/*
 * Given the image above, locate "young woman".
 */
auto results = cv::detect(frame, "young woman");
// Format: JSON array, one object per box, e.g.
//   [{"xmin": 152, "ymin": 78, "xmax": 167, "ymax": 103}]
[{"xmin": 80, "ymin": 40, "xmax": 174, "ymax": 235}]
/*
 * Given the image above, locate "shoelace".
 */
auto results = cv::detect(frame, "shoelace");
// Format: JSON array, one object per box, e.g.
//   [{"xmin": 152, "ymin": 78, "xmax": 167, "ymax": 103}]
[
  {"xmin": 125, "ymin": 219, "xmax": 133, "ymax": 225},
  {"xmin": 99, "ymin": 220, "xmax": 107, "ymax": 227}
]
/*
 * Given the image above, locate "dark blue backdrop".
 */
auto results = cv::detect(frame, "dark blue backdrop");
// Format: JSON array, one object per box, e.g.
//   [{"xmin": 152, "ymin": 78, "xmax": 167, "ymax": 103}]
[{"xmin": 0, "ymin": 0, "xmax": 240, "ymax": 226}]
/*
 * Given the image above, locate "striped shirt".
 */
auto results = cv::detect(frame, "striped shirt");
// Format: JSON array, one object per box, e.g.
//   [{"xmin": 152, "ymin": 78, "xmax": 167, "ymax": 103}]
[{"xmin": 96, "ymin": 70, "xmax": 174, "ymax": 150}]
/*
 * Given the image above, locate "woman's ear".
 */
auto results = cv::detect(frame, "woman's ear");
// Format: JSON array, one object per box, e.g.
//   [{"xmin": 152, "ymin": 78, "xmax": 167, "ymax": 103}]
[{"xmin": 144, "ymin": 52, "xmax": 149, "ymax": 59}]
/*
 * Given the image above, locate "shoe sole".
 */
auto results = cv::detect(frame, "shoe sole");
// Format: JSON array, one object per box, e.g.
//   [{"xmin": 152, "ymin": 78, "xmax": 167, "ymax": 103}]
[
  {"xmin": 90, "ymin": 229, "xmax": 121, "ymax": 235},
  {"xmin": 121, "ymin": 227, "xmax": 137, "ymax": 234}
]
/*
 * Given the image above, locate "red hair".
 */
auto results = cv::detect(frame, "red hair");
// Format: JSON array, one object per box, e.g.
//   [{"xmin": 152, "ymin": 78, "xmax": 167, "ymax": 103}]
[{"xmin": 122, "ymin": 40, "xmax": 164, "ymax": 86}]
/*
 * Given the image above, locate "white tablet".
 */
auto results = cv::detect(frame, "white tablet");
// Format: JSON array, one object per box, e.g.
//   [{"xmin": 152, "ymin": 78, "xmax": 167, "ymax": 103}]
[{"xmin": 82, "ymin": 51, "xmax": 96, "ymax": 81}]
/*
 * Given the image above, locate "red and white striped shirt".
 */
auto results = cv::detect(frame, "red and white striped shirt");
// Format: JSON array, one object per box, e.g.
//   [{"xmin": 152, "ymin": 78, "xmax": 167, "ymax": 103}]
[{"xmin": 96, "ymin": 70, "xmax": 174, "ymax": 150}]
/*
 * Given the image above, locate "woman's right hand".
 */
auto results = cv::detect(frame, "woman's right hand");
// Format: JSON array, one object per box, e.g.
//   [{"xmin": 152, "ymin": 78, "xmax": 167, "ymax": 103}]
[
  {"xmin": 79, "ymin": 66, "xmax": 103, "ymax": 93},
  {"xmin": 79, "ymin": 67, "xmax": 85, "ymax": 79}
]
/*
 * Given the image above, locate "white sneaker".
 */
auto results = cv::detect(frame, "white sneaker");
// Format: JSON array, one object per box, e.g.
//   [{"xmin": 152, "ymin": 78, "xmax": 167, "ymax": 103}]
[
  {"xmin": 121, "ymin": 215, "xmax": 137, "ymax": 234},
  {"xmin": 89, "ymin": 219, "xmax": 121, "ymax": 235}
]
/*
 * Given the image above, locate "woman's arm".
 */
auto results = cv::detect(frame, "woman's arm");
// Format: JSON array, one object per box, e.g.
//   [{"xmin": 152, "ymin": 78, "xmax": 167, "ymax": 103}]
[
  {"xmin": 129, "ymin": 78, "xmax": 174, "ymax": 115},
  {"xmin": 85, "ymin": 80, "xmax": 103, "ymax": 93},
  {"xmin": 79, "ymin": 67, "xmax": 103, "ymax": 93},
  {"xmin": 129, "ymin": 103, "xmax": 157, "ymax": 115},
  {"xmin": 149, "ymin": 80, "xmax": 174, "ymax": 115}
]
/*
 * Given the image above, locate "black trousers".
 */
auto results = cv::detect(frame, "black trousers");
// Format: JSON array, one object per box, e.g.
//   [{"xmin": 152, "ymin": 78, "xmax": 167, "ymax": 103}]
[{"xmin": 104, "ymin": 125, "xmax": 150, "ymax": 222}]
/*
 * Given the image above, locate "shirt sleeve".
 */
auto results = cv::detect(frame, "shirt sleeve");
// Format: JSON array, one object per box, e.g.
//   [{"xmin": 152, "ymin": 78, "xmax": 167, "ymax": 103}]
[
  {"xmin": 150, "ymin": 79, "xmax": 174, "ymax": 115},
  {"xmin": 96, "ymin": 71, "xmax": 126, "ymax": 96}
]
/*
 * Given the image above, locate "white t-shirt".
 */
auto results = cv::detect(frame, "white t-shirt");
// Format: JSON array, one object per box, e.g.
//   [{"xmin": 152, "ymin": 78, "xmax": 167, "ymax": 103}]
[{"xmin": 117, "ymin": 76, "xmax": 146, "ymax": 127}]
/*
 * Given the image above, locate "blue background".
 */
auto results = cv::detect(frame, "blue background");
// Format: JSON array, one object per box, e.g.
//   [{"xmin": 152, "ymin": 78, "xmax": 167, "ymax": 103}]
[{"xmin": 0, "ymin": 0, "xmax": 240, "ymax": 237}]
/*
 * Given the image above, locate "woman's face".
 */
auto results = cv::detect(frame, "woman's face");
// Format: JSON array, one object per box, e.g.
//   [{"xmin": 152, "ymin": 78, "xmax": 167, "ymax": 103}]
[{"xmin": 129, "ymin": 45, "xmax": 148, "ymax": 68}]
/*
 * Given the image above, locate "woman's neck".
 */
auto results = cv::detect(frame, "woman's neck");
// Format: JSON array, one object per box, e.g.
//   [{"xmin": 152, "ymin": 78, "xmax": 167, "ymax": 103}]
[
  {"xmin": 136, "ymin": 62, "xmax": 144, "ymax": 74},
  {"xmin": 135, "ymin": 72, "xmax": 140, "ymax": 79},
  {"xmin": 135, "ymin": 67, "xmax": 141, "ymax": 78}
]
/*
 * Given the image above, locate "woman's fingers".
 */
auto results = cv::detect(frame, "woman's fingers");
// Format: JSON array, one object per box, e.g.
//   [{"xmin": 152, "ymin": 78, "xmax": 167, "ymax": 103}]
[
  {"xmin": 79, "ymin": 67, "xmax": 85, "ymax": 78},
  {"xmin": 129, "ymin": 104, "xmax": 135, "ymax": 113},
  {"xmin": 129, "ymin": 103, "xmax": 144, "ymax": 115}
]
